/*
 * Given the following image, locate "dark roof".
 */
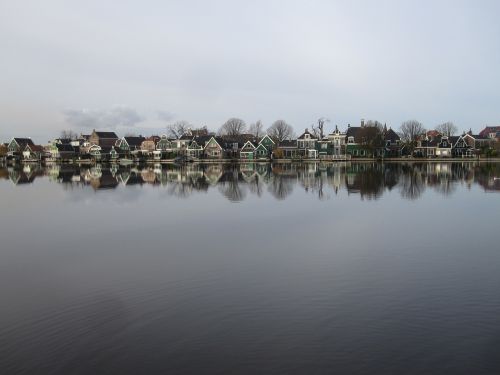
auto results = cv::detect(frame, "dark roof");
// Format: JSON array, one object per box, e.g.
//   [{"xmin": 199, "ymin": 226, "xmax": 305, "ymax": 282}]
[
  {"xmin": 26, "ymin": 144, "xmax": 44, "ymax": 152},
  {"xmin": 346, "ymin": 127, "xmax": 361, "ymax": 138},
  {"xmin": 297, "ymin": 129, "xmax": 316, "ymax": 139},
  {"xmin": 123, "ymin": 136, "xmax": 145, "ymax": 147},
  {"xmin": 449, "ymin": 136, "xmax": 460, "ymax": 145},
  {"xmin": 419, "ymin": 139, "xmax": 439, "ymax": 147},
  {"xmin": 94, "ymin": 131, "xmax": 118, "ymax": 138},
  {"xmin": 278, "ymin": 140, "xmax": 297, "ymax": 148},
  {"xmin": 56, "ymin": 144, "xmax": 75, "ymax": 152},
  {"xmin": 56, "ymin": 138, "xmax": 72, "ymax": 144},
  {"xmin": 179, "ymin": 134, "xmax": 194, "ymax": 140},
  {"xmin": 192, "ymin": 135, "xmax": 214, "ymax": 146},
  {"xmin": 13, "ymin": 138, "xmax": 35, "ymax": 147},
  {"xmin": 384, "ymin": 128, "xmax": 400, "ymax": 142}
]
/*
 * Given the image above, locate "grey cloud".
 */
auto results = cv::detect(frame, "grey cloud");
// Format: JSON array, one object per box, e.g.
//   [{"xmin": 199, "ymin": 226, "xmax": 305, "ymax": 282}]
[
  {"xmin": 157, "ymin": 110, "xmax": 175, "ymax": 122},
  {"xmin": 63, "ymin": 106, "xmax": 146, "ymax": 129}
]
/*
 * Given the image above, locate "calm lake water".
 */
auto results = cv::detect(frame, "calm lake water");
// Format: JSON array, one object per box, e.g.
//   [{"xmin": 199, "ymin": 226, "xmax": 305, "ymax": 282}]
[{"xmin": 0, "ymin": 161, "xmax": 499, "ymax": 374}]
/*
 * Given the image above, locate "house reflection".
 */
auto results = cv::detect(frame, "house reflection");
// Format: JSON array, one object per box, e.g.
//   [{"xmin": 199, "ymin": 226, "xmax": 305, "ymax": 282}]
[{"xmin": 1, "ymin": 162, "xmax": 499, "ymax": 199}]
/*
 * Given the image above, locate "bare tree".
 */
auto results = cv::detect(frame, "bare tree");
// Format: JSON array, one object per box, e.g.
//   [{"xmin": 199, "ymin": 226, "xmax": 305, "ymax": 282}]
[
  {"xmin": 167, "ymin": 120, "xmax": 191, "ymax": 139},
  {"xmin": 267, "ymin": 120, "xmax": 295, "ymax": 142},
  {"xmin": 400, "ymin": 120, "xmax": 426, "ymax": 152},
  {"xmin": 436, "ymin": 122, "xmax": 458, "ymax": 137},
  {"xmin": 311, "ymin": 117, "xmax": 329, "ymax": 139},
  {"xmin": 248, "ymin": 120, "xmax": 264, "ymax": 138},
  {"xmin": 60, "ymin": 130, "xmax": 78, "ymax": 140},
  {"xmin": 218, "ymin": 118, "xmax": 246, "ymax": 137}
]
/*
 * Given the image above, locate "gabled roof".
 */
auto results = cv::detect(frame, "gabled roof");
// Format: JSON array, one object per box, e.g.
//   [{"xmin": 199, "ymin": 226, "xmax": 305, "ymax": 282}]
[
  {"xmin": 258, "ymin": 134, "xmax": 275, "ymax": 145},
  {"xmin": 93, "ymin": 131, "xmax": 118, "ymax": 138},
  {"xmin": 449, "ymin": 136, "xmax": 460, "ymax": 146},
  {"xmin": 203, "ymin": 136, "xmax": 224, "ymax": 149},
  {"xmin": 346, "ymin": 126, "xmax": 361, "ymax": 138},
  {"xmin": 384, "ymin": 128, "xmax": 400, "ymax": 142},
  {"xmin": 25, "ymin": 144, "xmax": 44, "ymax": 152},
  {"xmin": 12, "ymin": 138, "xmax": 35, "ymax": 147},
  {"xmin": 241, "ymin": 140, "xmax": 256, "ymax": 151},
  {"xmin": 179, "ymin": 134, "xmax": 194, "ymax": 140},
  {"xmin": 297, "ymin": 129, "xmax": 317, "ymax": 140},
  {"xmin": 123, "ymin": 136, "xmax": 146, "ymax": 147},
  {"xmin": 56, "ymin": 144, "xmax": 75, "ymax": 152}
]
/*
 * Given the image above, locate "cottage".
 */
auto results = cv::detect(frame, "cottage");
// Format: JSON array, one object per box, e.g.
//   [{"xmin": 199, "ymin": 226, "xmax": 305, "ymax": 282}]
[
  {"xmin": 297, "ymin": 129, "xmax": 318, "ymax": 158},
  {"xmin": 141, "ymin": 136, "xmax": 160, "ymax": 153},
  {"xmin": 275, "ymin": 140, "xmax": 299, "ymax": 159},
  {"xmin": 7, "ymin": 138, "xmax": 35, "ymax": 157},
  {"xmin": 204, "ymin": 137, "xmax": 224, "ymax": 159},
  {"xmin": 254, "ymin": 143, "xmax": 269, "ymax": 159},
  {"xmin": 89, "ymin": 130, "xmax": 119, "ymax": 148},
  {"xmin": 240, "ymin": 141, "xmax": 256, "ymax": 160},
  {"xmin": 327, "ymin": 125, "xmax": 346, "ymax": 157},
  {"xmin": 451, "ymin": 135, "xmax": 473, "ymax": 157},
  {"xmin": 49, "ymin": 143, "xmax": 76, "ymax": 160},
  {"xmin": 435, "ymin": 136, "xmax": 452, "ymax": 157},
  {"xmin": 117, "ymin": 136, "xmax": 146, "ymax": 156},
  {"xmin": 383, "ymin": 127, "xmax": 402, "ymax": 157},
  {"xmin": 22, "ymin": 144, "xmax": 44, "ymax": 161}
]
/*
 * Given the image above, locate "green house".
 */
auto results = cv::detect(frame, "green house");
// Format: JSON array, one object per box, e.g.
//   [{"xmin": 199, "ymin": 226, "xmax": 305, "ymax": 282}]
[
  {"xmin": 240, "ymin": 141, "xmax": 256, "ymax": 160},
  {"xmin": 258, "ymin": 135, "xmax": 275, "ymax": 151}
]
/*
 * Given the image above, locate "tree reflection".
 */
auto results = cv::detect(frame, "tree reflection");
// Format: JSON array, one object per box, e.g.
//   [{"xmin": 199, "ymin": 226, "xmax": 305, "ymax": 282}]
[{"xmin": 1, "ymin": 161, "xmax": 497, "ymax": 200}]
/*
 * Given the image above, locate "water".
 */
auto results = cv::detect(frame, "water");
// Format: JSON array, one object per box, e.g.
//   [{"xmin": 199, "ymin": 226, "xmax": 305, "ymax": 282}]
[{"xmin": 0, "ymin": 161, "xmax": 499, "ymax": 374}]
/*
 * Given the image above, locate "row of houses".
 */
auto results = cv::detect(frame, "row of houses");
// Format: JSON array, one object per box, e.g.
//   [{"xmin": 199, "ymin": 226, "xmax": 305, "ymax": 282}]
[{"xmin": 3, "ymin": 123, "xmax": 500, "ymax": 162}]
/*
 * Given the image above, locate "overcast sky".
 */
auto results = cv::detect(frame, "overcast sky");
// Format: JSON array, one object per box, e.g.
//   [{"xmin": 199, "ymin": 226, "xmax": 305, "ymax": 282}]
[{"xmin": 1, "ymin": 0, "xmax": 499, "ymax": 142}]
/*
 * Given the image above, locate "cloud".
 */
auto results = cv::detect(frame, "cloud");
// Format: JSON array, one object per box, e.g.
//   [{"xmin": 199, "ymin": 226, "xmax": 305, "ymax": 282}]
[
  {"xmin": 63, "ymin": 106, "xmax": 146, "ymax": 129},
  {"xmin": 156, "ymin": 110, "xmax": 175, "ymax": 122}
]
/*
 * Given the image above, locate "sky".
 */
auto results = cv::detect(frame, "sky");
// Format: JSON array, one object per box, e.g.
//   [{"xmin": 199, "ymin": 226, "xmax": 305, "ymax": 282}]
[{"xmin": 1, "ymin": 0, "xmax": 500, "ymax": 143}]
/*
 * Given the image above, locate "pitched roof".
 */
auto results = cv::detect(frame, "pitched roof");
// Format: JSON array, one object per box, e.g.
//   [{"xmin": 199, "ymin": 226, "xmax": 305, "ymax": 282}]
[
  {"xmin": 384, "ymin": 128, "xmax": 400, "ymax": 142},
  {"xmin": 346, "ymin": 126, "xmax": 361, "ymax": 138},
  {"xmin": 13, "ymin": 138, "xmax": 35, "ymax": 147},
  {"xmin": 94, "ymin": 131, "xmax": 118, "ymax": 138},
  {"xmin": 479, "ymin": 126, "xmax": 500, "ymax": 137},
  {"xmin": 297, "ymin": 129, "xmax": 317, "ymax": 139},
  {"xmin": 278, "ymin": 140, "xmax": 297, "ymax": 148},
  {"xmin": 25, "ymin": 144, "xmax": 44, "ymax": 152},
  {"xmin": 56, "ymin": 144, "xmax": 75, "ymax": 152},
  {"xmin": 123, "ymin": 136, "xmax": 145, "ymax": 146}
]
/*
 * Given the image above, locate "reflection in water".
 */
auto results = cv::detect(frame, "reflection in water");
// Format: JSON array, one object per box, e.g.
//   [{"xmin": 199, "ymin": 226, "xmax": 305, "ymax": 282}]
[{"xmin": 1, "ymin": 162, "xmax": 499, "ymax": 200}]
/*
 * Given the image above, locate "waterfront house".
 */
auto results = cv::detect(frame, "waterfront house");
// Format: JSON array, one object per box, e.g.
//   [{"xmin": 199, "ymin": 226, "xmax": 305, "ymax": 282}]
[
  {"xmin": 383, "ymin": 127, "xmax": 403, "ymax": 157},
  {"xmin": 186, "ymin": 139, "xmax": 204, "ymax": 158},
  {"xmin": 88, "ymin": 145, "xmax": 111, "ymax": 161},
  {"xmin": 49, "ymin": 143, "xmax": 76, "ymax": 160},
  {"xmin": 327, "ymin": 125, "xmax": 346, "ymax": 157},
  {"xmin": 254, "ymin": 143, "xmax": 269, "ymax": 159},
  {"xmin": 435, "ymin": 136, "xmax": 452, "ymax": 157},
  {"xmin": 141, "ymin": 136, "xmax": 160, "ymax": 154},
  {"xmin": 479, "ymin": 126, "xmax": 500, "ymax": 140},
  {"xmin": 414, "ymin": 137, "xmax": 438, "ymax": 157},
  {"xmin": 297, "ymin": 129, "xmax": 318, "ymax": 158},
  {"xmin": 240, "ymin": 141, "xmax": 256, "ymax": 160},
  {"xmin": 89, "ymin": 130, "xmax": 119, "ymax": 148},
  {"xmin": 275, "ymin": 140, "xmax": 299, "ymax": 159},
  {"xmin": 204, "ymin": 137, "xmax": 224, "ymax": 159},
  {"xmin": 117, "ymin": 136, "xmax": 146, "ymax": 156},
  {"xmin": 258, "ymin": 135, "xmax": 275, "ymax": 153},
  {"xmin": 451, "ymin": 135, "xmax": 473, "ymax": 157},
  {"xmin": 7, "ymin": 138, "xmax": 35, "ymax": 158},
  {"xmin": 22, "ymin": 144, "xmax": 44, "ymax": 161}
]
